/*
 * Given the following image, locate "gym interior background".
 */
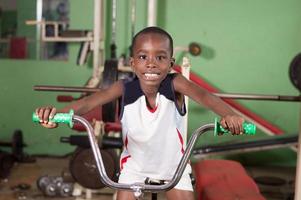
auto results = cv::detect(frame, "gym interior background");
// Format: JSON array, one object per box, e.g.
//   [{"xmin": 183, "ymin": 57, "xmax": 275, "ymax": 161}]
[{"xmin": 0, "ymin": 0, "xmax": 300, "ymax": 199}]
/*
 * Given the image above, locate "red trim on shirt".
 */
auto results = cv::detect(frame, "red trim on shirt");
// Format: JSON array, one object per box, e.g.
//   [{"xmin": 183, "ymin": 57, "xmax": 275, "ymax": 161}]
[
  {"xmin": 120, "ymin": 155, "xmax": 131, "ymax": 170},
  {"xmin": 147, "ymin": 105, "xmax": 158, "ymax": 113},
  {"xmin": 120, "ymin": 134, "xmax": 130, "ymax": 170},
  {"xmin": 177, "ymin": 128, "xmax": 185, "ymax": 154}
]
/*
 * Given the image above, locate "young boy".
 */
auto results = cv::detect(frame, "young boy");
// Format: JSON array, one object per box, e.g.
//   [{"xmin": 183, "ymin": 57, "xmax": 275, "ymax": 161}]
[{"xmin": 36, "ymin": 26, "xmax": 244, "ymax": 200}]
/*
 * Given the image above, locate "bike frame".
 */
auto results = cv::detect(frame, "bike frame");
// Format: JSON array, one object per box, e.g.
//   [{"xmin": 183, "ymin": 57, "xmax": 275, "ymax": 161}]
[{"xmin": 73, "ymin": 115, "xmax": 215, "ymax": 199}]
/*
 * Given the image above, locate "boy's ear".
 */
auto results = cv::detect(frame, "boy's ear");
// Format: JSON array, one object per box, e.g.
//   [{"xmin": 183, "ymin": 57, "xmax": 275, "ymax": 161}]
[
  {"xmin": 129, "ymin": 57, "xmax": 135, "ymax": 72},
  {"xmin": 130, "ymin": 57, "xmax": 134, "ymax": 65},
  {"xmin": 170, "ymin": 58, "xmax": 175, "ymax": 67}
]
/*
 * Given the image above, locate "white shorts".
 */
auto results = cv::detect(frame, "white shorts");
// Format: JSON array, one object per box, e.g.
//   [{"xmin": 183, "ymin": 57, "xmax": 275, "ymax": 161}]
[{"xmin": 118, "ymin": 166, "xmax": 193, "ymax": 191}]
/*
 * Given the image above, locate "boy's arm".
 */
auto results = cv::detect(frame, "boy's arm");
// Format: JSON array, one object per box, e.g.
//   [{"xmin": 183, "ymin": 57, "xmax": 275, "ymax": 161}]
[
  {"xmin": 36, "ymin": 80, "xmax": 123, "ymax": 128},
  {"xmin": 59, "ymin": 80, "xmax": 123, "ymax": 115},
  {"xmin": 173, "ymin": 73, "xmax": 244, "ymax": 134}
]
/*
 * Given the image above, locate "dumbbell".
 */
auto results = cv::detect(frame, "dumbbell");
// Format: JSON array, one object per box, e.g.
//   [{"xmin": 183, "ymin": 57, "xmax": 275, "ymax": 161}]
[
  {"xmin": 37, "ymin": 175, "xmax": 73, "ymax": 197},
  {"xmin": 37, "ymin": 176, "xmax": 58, "ymax": 196},
  {"xmin": 0, "ymin": 130, "xmax": 26, "ymax": 161}
]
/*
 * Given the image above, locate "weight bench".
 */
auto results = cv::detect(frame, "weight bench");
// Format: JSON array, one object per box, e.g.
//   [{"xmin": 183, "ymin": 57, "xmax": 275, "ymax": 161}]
[{"xmin": 193, "ymin": 159, "xmax": 265, "ymax": 200}]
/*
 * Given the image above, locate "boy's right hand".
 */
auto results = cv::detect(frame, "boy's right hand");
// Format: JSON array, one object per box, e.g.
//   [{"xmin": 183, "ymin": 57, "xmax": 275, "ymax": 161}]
[{"xmin": 35, "ymin": 106, "xmax": 58, "ymax": 129}]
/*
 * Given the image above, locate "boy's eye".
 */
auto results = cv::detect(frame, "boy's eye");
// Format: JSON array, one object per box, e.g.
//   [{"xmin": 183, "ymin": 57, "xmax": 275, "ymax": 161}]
[
  {"xmin": 156, "ymin": 55, "xmax": 166, "ymax": 61},
  {"xmin": 138, "ymin": 55, "xmax": 147, "ymax": 60}
]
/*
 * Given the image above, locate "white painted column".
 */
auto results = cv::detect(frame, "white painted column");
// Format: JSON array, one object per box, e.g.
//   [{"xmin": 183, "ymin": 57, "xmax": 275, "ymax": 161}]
[
  {"xmin": 147, "ymin": 0, "xmax": 157, "ymax": 26},
  {"xmin": 294, "ymin": 104, "xmax": 301, "ymax": 200},
  {"xmin": 36, "ymin": 0, "xmax": 42, "ymax": 59},
  {"xmin": 181, "ymin": 57, "xmax": 191, "ymax": 147},
  {"xmin": 92, "ymin": 0, "xmax": 103, "ymax": 81}
]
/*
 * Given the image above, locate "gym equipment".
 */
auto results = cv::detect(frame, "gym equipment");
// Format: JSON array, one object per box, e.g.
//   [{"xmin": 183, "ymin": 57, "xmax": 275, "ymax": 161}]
[
  {"xmin": 33, "ymin": 85, "xmax": 301, "ymax": 102},
  {"xmin": 77, "ymin": 31, "xmax": 93, "ymax": 66},
  {"xmin": 102, "ymin": 60, "xmax": 118, "ymax": 122},
  {"xmin": 60, "ymin": 135, "xmax": 91, "ymax": 148},
  {"xmin": 193, "ymin": 160, "xmax": 265, "ymax": 200},
  {"xmin": 193, "ymin": 135, "xmax": 298, "ymax": 159},
  {"xmin": 37, "ymin": 175, "xmax": 73, "ymax": 197},
  {"xmin": 32, "ymin": 111, "xmax": 256, "ymax": 199},
  {"xmin": 188, "ymin": 42, "xmax": 202, "ymax": 56},
  {"xmin": 254, "ymin": 176, "xmax": 287, "ymax": 186},
  {"xmin": 60, "ymin": 135, "xmax": 123, "ymax": 149},
  {"xmin": 0, "ymin": 129, "xmax": 28, "ymax": 162},
  {"xmin": 101, "ymin": 135, "xmax": 123, "ymax": 149},
  {"xmin": 26, "ymin": 20, "xmax": 93, "ymax": 42},
  {"xmin": 27, "ymin": 0, "xmax": 104, "ymax": 82},
  {"xmin": 289, "ymin": 53, "xmax": 301, "ymax": 92},
  {"xmin": 32, "ymin": 110, "xmax": 74, "ymax": 128},
  {"xmin": 60, "ymin": 135, "xmax": 121, "ymax": 190},
  {"xmin": 213, "ymin": 93, "xmax": 301, "ymax": 102},
  {"xmin": 101, "ymin": 0, "xmax": 119, "ymax": 122},
  {"xmin": 0, "ymin": 151, "xmax": 15, "ymax": 178},
  {"xmin": 69, "ymin": 148, "xmax": 118, "ymax": 189},
  {"xmin": 174, "ymin": 42, "xmax": 202, "ymax": 57},
  {"xmin": 34, "ymin": 85, "xmax": 100, "ymax": 93},
  {"xmin": 214, "ymin": 118, "xmax": 256, "ymax": 136}
]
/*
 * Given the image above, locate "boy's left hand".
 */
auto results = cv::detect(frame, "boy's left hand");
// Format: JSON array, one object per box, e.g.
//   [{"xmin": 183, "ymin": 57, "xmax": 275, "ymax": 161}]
[{"xmin": 220, "ymin": 115, "xmax": 245, "ymax": 135}]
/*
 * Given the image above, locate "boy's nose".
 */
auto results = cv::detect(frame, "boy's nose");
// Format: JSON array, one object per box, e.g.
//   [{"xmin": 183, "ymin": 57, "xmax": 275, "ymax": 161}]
[
  {"xmin": 146, "ymin": 57, "xmax": 157, "ymax": 67},
  {"xmin": 146, "ymin": 62, "xmax": 156, "ymax": 68}
]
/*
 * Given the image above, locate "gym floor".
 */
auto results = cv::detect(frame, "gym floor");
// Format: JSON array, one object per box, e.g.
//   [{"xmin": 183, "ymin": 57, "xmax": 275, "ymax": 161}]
[
  {"xmin": 0, "ymin": 156, "xmax": 167, "ymax": 200},
  {"xmin": 0, "ymin": 156, "xmax": 296, "ymax": 200}
]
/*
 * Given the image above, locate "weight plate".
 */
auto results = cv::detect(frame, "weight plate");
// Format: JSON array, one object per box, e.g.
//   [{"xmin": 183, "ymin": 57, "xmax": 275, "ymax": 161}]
[
  {"xmin": 69, "ymin": 148, "xmax": 116, "ymax": 189},
  {"xmin": 289, "ymin": 53, "xmax": 301, "ymax": 92},
  {"xmin": 103, "ymin": 149, "xmax": 119, "ymax": 182}
]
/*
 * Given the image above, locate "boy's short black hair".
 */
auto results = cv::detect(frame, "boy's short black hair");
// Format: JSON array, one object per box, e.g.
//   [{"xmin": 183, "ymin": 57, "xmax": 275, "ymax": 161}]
[{"xmin": 130, "ymin": 26, "xmax": 174, "ymax": 57}]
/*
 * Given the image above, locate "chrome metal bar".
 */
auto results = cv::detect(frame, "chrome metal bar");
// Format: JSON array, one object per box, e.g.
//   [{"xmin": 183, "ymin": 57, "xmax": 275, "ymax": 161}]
[
  {"xmin": 34, "ymin": 85, "xmax": 301, "ymax": 102},
  {"xmin": 193, "ymin": 135, "xmax": 298, "ymax": 159},
  {"xmin": 33, "ymin": 85, "xmax": 100, "ymax": 93},
  {"xmin": 73, "ymin": 115, "xmax": 214, "ymax": 198},
  {"xmin": 213, "ymin": 93, "xmax": 301, "ymax": 102}
]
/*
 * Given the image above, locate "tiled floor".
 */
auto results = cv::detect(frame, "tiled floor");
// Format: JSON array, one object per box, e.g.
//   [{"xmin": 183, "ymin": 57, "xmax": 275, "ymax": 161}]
[
  {"xmin": 0, "ymin": 156, "xmax": 167, "ymax": 200},
  {"xmin": 0, "ymin": 156, "xmax": 296, "ymax": 200}
]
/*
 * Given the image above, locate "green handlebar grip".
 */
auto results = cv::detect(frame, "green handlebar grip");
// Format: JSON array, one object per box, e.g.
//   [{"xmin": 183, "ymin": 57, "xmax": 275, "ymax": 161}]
[
  {"xmin": 214, "ymin": 118, "xmax": 256, "ymax": 136},
  {"xmin": 32, "ymin": 110, "xmax": 74, "ymax": 128}
]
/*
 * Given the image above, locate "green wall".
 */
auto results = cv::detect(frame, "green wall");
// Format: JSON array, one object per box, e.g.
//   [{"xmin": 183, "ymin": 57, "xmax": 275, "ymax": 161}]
[
  {"xmin": 0, "ymin": 59, "xmax": 91, "ymax": 155},
  {"xmin": 0, "ymin": 0, "xmax": 300, "ymax": 166},
  {"xmin": 159, "ymin": 0, "xmax": 301, "ymax": 166},
  {"xmin": 16, "ymin": 0, "xmax": 37, "ymax": 59}
]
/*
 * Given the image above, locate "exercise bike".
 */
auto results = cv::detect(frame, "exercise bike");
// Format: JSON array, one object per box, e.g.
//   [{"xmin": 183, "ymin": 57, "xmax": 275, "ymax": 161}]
[{"xmin": 33, "ymin": 110, "xmax": 255, "ymax": 199}]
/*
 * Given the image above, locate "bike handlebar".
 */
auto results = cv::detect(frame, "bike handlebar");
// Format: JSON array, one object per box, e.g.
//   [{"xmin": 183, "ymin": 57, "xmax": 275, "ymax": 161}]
[
  {"xmin": 32, "ymin": 110, "xmax": 256, "ymax": 198},
  {"xmin": 32, "ymin": 110, "xmax": 74, "ymax": 128},
  {"xmin": 32, "ymin": 110, "xmax": 255, "ymax": 135}
]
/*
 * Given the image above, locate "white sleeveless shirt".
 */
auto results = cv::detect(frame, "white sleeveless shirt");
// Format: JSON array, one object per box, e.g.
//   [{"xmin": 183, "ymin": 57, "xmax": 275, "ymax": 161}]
[{"xmin": 119, "ymin": 74, "xmax": 191, "ymax": 180}]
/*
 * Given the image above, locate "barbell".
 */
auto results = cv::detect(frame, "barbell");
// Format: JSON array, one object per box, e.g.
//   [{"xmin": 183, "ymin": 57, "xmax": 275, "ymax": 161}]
[{"xmin": 33, "ymin": 85, "xmax": 301, "ymax": 102}]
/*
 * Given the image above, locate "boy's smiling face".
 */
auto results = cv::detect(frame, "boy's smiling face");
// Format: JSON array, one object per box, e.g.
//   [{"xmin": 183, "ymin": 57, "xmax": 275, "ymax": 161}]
[{"xmin": 130, "ymin": 33, "xmax": 174, "ymax": 89}]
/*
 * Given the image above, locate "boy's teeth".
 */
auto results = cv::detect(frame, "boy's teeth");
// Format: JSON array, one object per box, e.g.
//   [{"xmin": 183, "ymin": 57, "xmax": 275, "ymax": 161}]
[{"xmin": 145, "ymin": 73, "xmax": 158, "ymax": 78}]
